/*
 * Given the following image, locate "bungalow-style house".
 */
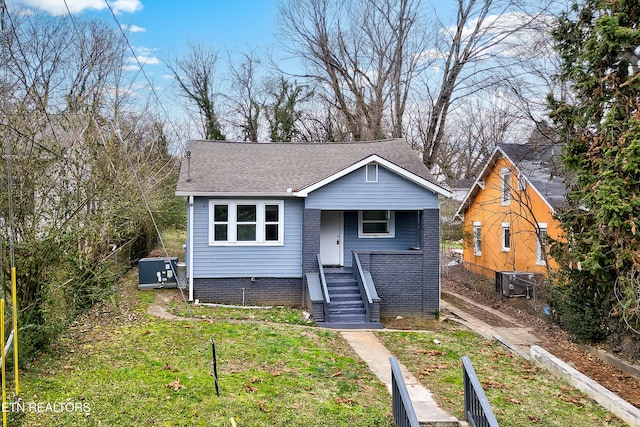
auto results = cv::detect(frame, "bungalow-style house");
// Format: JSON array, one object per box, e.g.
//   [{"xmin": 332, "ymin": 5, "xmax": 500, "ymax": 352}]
[
  {"xmin": 455, "ymin": 143, "xmax": 566, "ymax": 280},
  {"xmin": 175, "ymin": 139, "xmax": 451, "ymax": 328}
]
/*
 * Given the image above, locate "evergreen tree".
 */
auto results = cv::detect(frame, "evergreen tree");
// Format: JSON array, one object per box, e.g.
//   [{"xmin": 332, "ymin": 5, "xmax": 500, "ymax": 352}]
[{"xmin": 549, "ymin": 0, "xmax": 640, "ymax": 340}]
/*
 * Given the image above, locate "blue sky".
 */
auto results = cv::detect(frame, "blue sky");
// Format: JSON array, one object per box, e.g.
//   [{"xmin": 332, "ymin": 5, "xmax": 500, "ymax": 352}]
[
  {"xmin": 9, "ymin": 0, "xmax": 285, "ymax": 81},
  {"xmin": 6, "ymin": 0, "xmax": 462, "ymax": 142}
]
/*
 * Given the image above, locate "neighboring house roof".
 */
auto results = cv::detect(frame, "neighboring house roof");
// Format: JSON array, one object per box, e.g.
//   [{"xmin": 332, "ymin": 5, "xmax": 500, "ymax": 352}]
[
  {"xmin": 175, "ymin": 138, "xmax": 451, "ymax": 197},
  {"xmin": 456, "ymin": 143, "xmax": 567, "ymax": 217},
  {"xmin": 447, "ymin": 178, "xmax": 474, "ymax": 202}
]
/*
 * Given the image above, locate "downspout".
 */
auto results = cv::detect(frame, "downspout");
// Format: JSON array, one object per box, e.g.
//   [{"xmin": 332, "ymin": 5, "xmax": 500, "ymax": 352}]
[{"xmin": 188, "ymin": 195, "xmax": 194, "ymax": 301}]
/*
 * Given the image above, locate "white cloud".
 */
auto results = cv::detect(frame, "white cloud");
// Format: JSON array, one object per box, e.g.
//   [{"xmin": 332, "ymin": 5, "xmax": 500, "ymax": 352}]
[
  {"xmin": 15, "ymin": 0, "xmax": 142, "ymax": 16},
  {"xmin": 121, "ymin": 24, "xmax": 146, "ymax": 33},
  {"xmin": 128, "ymin": 55, "xmax": 159, "ymax": 65}
]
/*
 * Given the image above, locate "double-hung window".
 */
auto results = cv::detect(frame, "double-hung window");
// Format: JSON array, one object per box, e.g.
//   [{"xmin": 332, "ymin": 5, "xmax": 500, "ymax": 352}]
[
  {"xmin": 358, "ymin": 210, "xmax": 395, "ymax": 238},
  {"xmin": 536, "ymin": 224, "xmax": 548, "ymax": 265},
  {"xmin": 501, "ymin": 168, "xmax": 511, "ymax": 205},
  {"xmin": 209, "ymin": 200, "xmax": 284, "ymax": 245},
  {"xmin": 502, "ymin": 223, "xmax": 511, "ymax": 252},
  {"xmin": 473, "ymin": 222, "xmax": 482, "ymax": 256}
]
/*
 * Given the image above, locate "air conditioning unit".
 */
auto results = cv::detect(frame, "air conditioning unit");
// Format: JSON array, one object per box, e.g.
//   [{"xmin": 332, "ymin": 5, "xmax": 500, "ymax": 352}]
[
  {"xmin": 138, "ymin": 257, "xmax": 178, "ymax": 289},
  {"xmin": 495, "ymin": 271, "xmax": 536, "ymax": 298}
]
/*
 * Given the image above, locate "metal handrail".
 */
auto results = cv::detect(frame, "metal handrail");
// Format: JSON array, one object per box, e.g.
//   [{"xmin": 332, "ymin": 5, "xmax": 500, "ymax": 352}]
[
  {"xmin": 462, "ymin": 356, "xmax": 500, "ymax": 427},
  {"xmin": 390, "ymin": 357, "xmax": 420, "ymax": 427},
  {"xmin": 316, "ymin": 254, "xmax": 330, "ymax": 304}
]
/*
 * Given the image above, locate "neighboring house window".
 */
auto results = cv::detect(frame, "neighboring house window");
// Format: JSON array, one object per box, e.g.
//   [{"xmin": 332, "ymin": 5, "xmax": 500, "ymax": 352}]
[
  {"xmin": 536, "ymin": 223, "xmax": 548, "ymax": 265},
  {"xmin": 358, "ymin": 210, "xmax": 395, "ymax": 238},
  {"xmin": 366, "ymin": 163, "xmax": 378, "ymax": 182},
  {"xmin": 209, "ymin": 200, "xmax": 284, "ymax": 246},
  {"xmin": 517, "ymin": 172, "xmax": 527, "ymax": 191},
  {"xmin": 473, "ymin": 222, "xmax": 482, "ymax": 256},
  {"xmin": 502, "ymin": 223, "xmax": 511, "ymax": 252},
  {"xmin": 501, "ymin": 168, "xmax": 511, "ymax": 205}
]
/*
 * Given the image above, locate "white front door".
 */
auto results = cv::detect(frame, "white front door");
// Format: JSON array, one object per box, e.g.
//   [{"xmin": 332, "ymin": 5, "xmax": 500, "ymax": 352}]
[{"xmin": 320, "ymin": 211, "xmax": 343, "ymax": 266}]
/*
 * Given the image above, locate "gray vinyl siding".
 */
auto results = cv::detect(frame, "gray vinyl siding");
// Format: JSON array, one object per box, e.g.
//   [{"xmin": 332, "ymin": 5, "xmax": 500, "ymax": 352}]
[
  {"xmin": 342, "ymin": 211, "xmax": 418, "ymax": 266},
  {"xmin": 305, "ymin": 165, "xmax": 439, "ymax": 210},
  {"xmin": 192, "ymin": 197, "xmax": 303, "ymax": 278}
]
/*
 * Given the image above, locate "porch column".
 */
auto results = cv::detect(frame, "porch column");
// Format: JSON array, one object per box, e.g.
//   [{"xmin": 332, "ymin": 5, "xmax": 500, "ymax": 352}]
[
  {"xmin": 302, "ymin": 208, "xmax": 321, "ymax": 302},
  {"xmin": 421, "ymin": 208, "xmax": 441, "ymax": 316}
]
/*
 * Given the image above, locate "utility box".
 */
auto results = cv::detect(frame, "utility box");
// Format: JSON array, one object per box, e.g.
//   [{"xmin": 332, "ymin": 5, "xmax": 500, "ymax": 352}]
[
  {"xmin": 495, "ymin": 271, "xmax": 537, "ymax": 298},
  {"xmin": 138, "ymin": 257, "xmax": 178, "ymax": 289}
]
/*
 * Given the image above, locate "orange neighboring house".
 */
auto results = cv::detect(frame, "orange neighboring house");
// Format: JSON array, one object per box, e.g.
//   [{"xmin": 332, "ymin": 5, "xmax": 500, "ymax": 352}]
[{"xmin": 455, "ymin": 144, "xmax": 566, "ymax": 278}]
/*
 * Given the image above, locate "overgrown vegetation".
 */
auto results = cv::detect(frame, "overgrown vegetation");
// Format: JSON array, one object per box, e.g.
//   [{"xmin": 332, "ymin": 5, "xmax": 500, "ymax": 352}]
[
  {"xmin": 0, "ymin": 13, "xmax": 185, "ymax": 361},
  {"xmin": 548, "ymin": 0, "xmax": 640, "ymax": 342}
]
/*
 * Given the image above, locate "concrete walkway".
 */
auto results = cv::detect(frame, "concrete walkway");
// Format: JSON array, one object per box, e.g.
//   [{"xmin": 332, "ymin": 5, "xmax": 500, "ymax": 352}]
[{"xmin": 341, "ymin": 330, "xmax": 460, "ymax": 427}]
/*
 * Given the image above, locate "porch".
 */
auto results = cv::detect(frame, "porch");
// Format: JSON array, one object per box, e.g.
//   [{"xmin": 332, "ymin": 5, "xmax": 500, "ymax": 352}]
[{"xmin": 303, "ymin": 207, "xmax": 441, "ymax": 328}]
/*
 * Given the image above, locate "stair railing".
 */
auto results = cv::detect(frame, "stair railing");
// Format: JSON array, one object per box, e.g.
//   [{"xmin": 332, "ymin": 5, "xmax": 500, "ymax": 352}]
[
  {"xmin": 317, "ymin": 254, "xmax": 331, "ymax": 322},
  {"xmin": 353, "ymin": 252, "xmax": 380, "ymax": 323}
]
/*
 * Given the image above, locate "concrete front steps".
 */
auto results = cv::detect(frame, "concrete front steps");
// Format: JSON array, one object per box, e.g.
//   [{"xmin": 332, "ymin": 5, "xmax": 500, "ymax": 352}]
[{"xmin": 320, "ymin": 268, "xmax": 382, "ymax": 329}]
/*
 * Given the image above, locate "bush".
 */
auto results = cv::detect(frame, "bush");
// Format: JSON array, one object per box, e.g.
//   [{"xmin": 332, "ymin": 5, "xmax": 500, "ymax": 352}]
[{"xmin": 548, "ymin": 274, "xmax": 610, "ymax": 342}]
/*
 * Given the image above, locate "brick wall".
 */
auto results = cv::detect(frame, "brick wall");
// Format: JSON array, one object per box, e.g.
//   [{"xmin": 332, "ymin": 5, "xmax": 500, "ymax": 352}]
[
  {"xmin": 353, "ymin": 208, "xmax": 441, "ymax": 318},
  {"xmin": 421, "ymin": 208, "xmax": 441, "ymax": 316},
  {"xmin": 193, "ymin": 277, "xmax": 302, "ymax": 306},
  {"xmin": 369, "ymin": 251, "xmax": 425, "ymax": 317},
  {"xmin": 302, "ymin": 208, "xmax": 321, "ymax": 303}
]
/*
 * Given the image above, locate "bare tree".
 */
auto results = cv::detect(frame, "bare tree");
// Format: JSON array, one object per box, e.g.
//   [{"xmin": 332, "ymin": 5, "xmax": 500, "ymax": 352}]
[
  {"xmin": 225, "ymin": 48, "xmax": 263, "ymax": 141},
  {"xmin": 0, "ymin": 11, "xmax": 180, "ymax": 358},
  {"xmin": 166, "ymin": 42, "xmax": 225, "ymax": 140},
  {"xmin": 418, "ymin": 0, "xmax": 552, "ymax": 168},
  {"xmin": 278, "ymin": 0, "xmax": 426, "ymax": 141},
  {"xmin": 432, "ymin": 100, "xmax": 516, "ymax": 180}
]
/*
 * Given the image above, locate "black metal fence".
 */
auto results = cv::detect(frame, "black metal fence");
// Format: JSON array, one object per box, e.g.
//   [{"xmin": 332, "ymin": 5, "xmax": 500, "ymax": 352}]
[
  {"xmin": 462, "ymin": 356, "xmax": 499, "ymax": 427},
  {"xmin": 389, "ymin": 356, "xmax": 420, "ymax": 427}
]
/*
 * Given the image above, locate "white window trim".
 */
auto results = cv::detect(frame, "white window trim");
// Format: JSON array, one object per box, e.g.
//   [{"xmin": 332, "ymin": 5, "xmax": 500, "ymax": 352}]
[
  {"xmin": 501, "ymin": 168, "xmax": 511, "ymax": 206},
  {"xmin": 358, "ymin": 210, "xmax": 395, "ymax": 238},
  {"xmin": 473, "ymin": 221, "xmax": 482, "ymax": 256},
  {"xmin": 366, "ymin": 163, "xmax": 379, "ymax": 183},
  {"xmin": 209, "ymin": 200, "xmax": 284, "ymax": 246},
  {"xmin": 536, "ymin": 223, "xmax": 548, "ymax": 265},
  {"xmin": 501, "ymin": 222, "xmax": 511, "ymax": 252}
]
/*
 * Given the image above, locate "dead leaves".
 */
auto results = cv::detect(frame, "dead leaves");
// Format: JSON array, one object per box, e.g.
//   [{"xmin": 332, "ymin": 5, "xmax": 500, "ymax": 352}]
[
  {"xmin": 418, "ymin": 364, "xmax": 449, "ymax": 377},
  {"xmin": 258, "ymin": 400, "xmax": 270, "ymax": 412},
  {"xmin": 416, "ymin": 349, "xmax": 444, "ymax": 357},
  {"xmin": 166, "ymin": 377, "xmax": 185, "ymax": 392},
  {"xmin": 557, "ymin": 387, "xmax": 585, "ymax": 407},
  {"xmin": 334, "ymin": 397, "xmax": 356, "ymax": 407}
]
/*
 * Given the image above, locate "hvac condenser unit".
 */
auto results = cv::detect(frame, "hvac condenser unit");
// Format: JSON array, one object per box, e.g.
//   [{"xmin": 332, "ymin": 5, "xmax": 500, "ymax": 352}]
[
  {"xmin": 495, "ymin": 271, "xmax": 535, "ymax": 298},
  {"xmin": 138, "ymin": 257, "xmax": 178, "ymax": 289}
]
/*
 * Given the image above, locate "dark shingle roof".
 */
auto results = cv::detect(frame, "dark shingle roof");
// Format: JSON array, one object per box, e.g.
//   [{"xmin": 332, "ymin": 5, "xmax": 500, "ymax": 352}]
[
  {"xmin": 176, "ymin": 138, "xmax": 448, "ymax": 196},
  {"xmin": 500, "ymin": 144, "xmax": 566, "ymax": 209},
  {"xmin": 456, "ymin": 143, "xmax": 568, "ymax": 218}
]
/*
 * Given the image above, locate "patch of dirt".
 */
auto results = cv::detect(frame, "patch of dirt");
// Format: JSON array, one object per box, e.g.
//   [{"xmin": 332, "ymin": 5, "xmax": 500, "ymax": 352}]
[{"xmin": 442, "ymin": 264, "xmax": 640, "ymax": 409}]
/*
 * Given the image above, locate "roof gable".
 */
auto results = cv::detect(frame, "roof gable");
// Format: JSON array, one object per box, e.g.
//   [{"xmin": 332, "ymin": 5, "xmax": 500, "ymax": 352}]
[
  {"xmin": 455, "ymin": 144, "xmax": 567, "ymax": 217},
  {"xmin": 175, "ymin": 139, "xmax": 451, "ymax": 198}
]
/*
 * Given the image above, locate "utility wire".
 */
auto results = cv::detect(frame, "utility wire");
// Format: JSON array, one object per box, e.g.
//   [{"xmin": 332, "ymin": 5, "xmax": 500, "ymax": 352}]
[{"xmin": 101, "ymin": 1, "xmax": 231, "ymax": 419}]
